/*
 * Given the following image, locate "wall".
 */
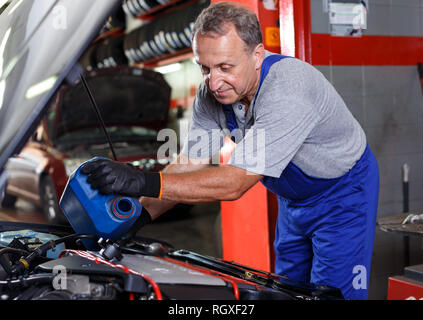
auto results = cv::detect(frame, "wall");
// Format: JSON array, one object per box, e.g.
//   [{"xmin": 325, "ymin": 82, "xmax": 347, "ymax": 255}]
[
  {"xmin": 310, "ymin": 0, "xmax": 423, "ymax": 299},
  {"xmin": 159, "ymin": 58, "xmax": 201, "ymax": 151}
]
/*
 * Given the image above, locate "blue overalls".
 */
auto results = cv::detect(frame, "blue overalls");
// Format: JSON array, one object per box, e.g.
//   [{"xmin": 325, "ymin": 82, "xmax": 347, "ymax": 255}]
[{"xmin": 223, "ymin": 54, "xmax": 379, "ymax": 300}]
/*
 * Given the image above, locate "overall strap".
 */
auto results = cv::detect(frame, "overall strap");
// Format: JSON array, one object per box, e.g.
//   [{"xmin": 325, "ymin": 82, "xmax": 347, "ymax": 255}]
[
  {"xmin": 222, "ymin": 104, "xmax": 239, "ymax": 132},
  {"xmin": 222, "ymin": 54, "xmax": 292, "ymax": 132},
  {"xmin": 257, "ymin": 54, "xmax": 290, "ymax": 95}
]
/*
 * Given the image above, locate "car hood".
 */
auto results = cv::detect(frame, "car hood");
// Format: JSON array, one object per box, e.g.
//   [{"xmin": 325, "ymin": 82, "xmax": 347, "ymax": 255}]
[
  {"xmin": 51, "ymin": 66, "xmax": 170, "ymax": 140},
  {"xmin": 0, "ymin": 0, "xmax": 121, "ymax": 177}
]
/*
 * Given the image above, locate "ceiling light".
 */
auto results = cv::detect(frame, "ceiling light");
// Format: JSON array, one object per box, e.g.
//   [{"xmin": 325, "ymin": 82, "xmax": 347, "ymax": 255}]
[
  {"xmin": 154, "ymin": 63, "xmax": 181, "ymax": 74},
  {"xmin": 25, "ymin": 76, "xmax": 58, "ymax": 100}
]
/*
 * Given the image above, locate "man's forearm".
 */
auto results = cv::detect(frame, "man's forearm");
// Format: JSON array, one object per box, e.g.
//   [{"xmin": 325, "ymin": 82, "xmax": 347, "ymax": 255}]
[
  {"xmin": 160, "ymin": 165, "xmax": 262, "ymax": 203},
  {"xmin": 140, "ymin": 153, "xmax": 210, "ymax": 219},
  {"xmin": 141, "ymin": 154, "xmax": 262, "ymax": 218}
]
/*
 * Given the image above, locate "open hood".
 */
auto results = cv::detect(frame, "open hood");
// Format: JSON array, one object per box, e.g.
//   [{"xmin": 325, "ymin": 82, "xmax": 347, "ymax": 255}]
[
  {"xmin": 51, "ymin": 66, "xmax": 171, "ymax": 141},
  {"xmin": 0, "ymin": 0, "xmax": 121, "ymax": 176}
]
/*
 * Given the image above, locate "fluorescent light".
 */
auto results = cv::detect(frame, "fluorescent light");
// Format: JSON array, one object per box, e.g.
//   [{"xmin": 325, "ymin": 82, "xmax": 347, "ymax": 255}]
[
  {"xmin": 154, "ymin": 63, "xmax": 181, "ymax": 74},
  {"xmin": 2, "ymin": 56, "xmax": 18, "ymax": 78},
  {"xmin": 0, "ymin": 27, "xmax": 11, "ymax": 78},
  {"xmin": 0, "ymin": 0, "xmax": 9, "ymax": 9},
  {"xmin": 0, "ymin": 27, "xmax": 10, "ymax": 110},
  {"xmin": 25, "ymin": 76, "xmax": 58, "ymax": 100},
  {"xmin": 8, "ymin": 0, "xmax": 22, "ymax": 15},
  {"xmin": 0, "ymin": 79, "xmax": 6, "ymax": 110}
]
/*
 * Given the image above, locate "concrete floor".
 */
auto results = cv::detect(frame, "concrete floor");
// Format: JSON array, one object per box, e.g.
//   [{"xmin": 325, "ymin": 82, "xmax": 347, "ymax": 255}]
[{"xmin": 0, "ymin": 199, "xmax": 46, "ymax": 224}]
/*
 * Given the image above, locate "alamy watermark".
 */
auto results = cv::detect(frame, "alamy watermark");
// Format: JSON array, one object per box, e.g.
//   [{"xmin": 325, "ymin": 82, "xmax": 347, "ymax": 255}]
[
  {"xmin": 52, "ymin": 264, "xmax": 67, "ymax": 290},
  {"xmin": 156, "ymin": 128, "xmax": 266, "ymax": 174},
  {"xmin": 352, "ymin": 265, "xmax": 367, "ymax": 290},
  {"xmin": 352, "ymin": 3, "xmax": 367, "ymax": 30},
  {"xmin": 52, "ymin": 5, "xmax": 67, "ymax": 30}
]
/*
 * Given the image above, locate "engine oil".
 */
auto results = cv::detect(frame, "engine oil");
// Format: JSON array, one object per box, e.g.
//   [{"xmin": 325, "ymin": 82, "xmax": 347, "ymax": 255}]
[{"xmin": 59, "ymin": 158, "xmax": 142, "ymax": 250}]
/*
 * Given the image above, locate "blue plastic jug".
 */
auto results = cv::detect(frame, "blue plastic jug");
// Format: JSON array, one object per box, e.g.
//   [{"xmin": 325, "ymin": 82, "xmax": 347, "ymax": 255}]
[{"xmin": 59, "ymin": 157, "xmax": 142, "ymax": 250}]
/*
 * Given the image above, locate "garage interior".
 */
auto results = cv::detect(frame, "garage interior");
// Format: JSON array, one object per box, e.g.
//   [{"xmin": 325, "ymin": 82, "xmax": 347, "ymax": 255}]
[{"xmin": 1, "ymin": 0, "xmax": 423, "ymax": 300}]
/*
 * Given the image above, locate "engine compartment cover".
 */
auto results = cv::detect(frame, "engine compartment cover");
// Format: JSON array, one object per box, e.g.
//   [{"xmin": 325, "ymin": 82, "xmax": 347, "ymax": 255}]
[
  {"xmin": 120, "ymin": 254, "xmax": 226, "ymax": 286},
  {"xmin": 36, "ymin": 252, "xmax": 226, "ymax": 287}
]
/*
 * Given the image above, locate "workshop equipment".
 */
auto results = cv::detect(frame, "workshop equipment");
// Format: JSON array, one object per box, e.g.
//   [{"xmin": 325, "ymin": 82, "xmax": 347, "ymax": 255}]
[
  {"xmin": 59, "ymin": 157, "xmax": 142, "ymax": 250},
  {"xmin": 388, "ymin": 264, "xmax": 423, "ymax": 300},
  {"xmin": 403, "ymin": 163, "xmax": 410, "ymax": 267}
]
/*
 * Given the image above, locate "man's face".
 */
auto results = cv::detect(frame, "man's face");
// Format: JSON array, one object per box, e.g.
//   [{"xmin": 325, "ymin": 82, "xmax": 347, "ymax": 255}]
[{"xmin": 193, "ymin": 24, "xmax": 264, "ymax": 106}]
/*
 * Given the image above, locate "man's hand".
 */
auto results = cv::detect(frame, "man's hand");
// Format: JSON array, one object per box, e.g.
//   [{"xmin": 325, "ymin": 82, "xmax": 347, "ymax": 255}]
[{"xmin": 81, "ymin": 158, "xmax": 161, "ymax": 198}]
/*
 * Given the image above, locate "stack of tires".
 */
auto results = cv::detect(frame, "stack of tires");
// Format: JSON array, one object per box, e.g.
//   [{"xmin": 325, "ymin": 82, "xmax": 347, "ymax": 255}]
[
  {"xmin": 80, "ymin": 0, "xmax": 209, "ymax": 69},
  {"xmin": 122, "ymin": 0, "xmax": 171, "ymax": 17},
  {"xmin": 123, "ymin": 0, "xmax": 209, "ymax": 64},
  {"xmin": 80, "ymin": 35, "xmax": 128, "ymax": 70}
]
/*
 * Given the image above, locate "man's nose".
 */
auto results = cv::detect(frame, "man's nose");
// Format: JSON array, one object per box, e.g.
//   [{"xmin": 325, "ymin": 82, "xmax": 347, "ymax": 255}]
[{"xmin": 207, "ymin": 70, "xmax": 223, "ymax": 92}]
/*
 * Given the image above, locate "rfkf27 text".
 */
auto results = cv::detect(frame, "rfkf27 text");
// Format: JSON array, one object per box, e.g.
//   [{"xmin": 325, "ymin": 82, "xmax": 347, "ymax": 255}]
[{"xmin": 168, "ymin": 304, "xmax": 255, "ymax": 317}]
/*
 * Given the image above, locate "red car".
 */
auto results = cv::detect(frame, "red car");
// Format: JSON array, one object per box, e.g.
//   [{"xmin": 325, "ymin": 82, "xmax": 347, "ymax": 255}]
[{"xmin": 1, "ymin": 66, "xmax": 172, "ymax": 224}]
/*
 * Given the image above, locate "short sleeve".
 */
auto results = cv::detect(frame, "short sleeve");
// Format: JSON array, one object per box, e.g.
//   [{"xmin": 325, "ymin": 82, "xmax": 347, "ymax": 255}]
[
  {"xmin": 228, "ymin": 59, "xmax": 321, "ymax": 177},
  {"xmin": 181, "ymin": 83, "xmax": 225, "ymax": 160}
]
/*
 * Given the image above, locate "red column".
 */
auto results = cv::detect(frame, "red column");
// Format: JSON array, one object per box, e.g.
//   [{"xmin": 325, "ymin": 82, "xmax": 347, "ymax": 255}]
[
  {"xmin": 279, "ymin": 0, "xmax": 312, "ymax": 62},
  {"xmin": 220, "ymin": 137, "xmax": 273, "ymax": 271}
]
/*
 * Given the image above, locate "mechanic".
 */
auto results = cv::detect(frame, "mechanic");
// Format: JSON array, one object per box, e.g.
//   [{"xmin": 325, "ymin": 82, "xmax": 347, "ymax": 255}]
[{"xmin": 81, "ymin": 2, "xmax": 379, "ymax": 300}]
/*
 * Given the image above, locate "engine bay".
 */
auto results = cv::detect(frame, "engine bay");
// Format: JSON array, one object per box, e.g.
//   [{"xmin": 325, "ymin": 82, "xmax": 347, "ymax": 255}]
[{"xmin": 0, "ymin": 221, "xmax": 343, "ymax": 301}]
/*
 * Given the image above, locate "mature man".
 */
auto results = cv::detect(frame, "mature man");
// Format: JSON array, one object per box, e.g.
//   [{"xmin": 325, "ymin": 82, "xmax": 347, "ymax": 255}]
[{"xmin": 82, "ymin": 2, "xmax": 379, "ymax": 299}]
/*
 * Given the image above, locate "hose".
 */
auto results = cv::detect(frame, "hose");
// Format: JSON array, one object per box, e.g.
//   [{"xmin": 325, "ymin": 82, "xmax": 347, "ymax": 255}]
[
  {"xmin": 9, "ymin": 234, "xmax": 98, "ymax": 276},
  {"xmin": 0, "ymin": 247, "xmax": 31, "ymax": 275},
  {"xmin": 0, "ymin": 273, "xmax": 56, "ymax": 288}
]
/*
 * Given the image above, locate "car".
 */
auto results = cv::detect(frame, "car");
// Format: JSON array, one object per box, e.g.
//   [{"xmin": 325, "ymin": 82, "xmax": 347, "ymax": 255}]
[
  {"xmin": 0, "ymin": 0, "xmax": 344, "ymax": 301},
  {"xmin": 1, "ymin": 66, "xmax": 172, "ymax": 225}
]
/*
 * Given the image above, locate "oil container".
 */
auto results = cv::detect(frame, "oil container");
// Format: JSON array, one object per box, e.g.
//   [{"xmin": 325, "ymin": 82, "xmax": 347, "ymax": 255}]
[{"xmin": 59, "ymin": 157, "xmax": 142, "ymax": 250}]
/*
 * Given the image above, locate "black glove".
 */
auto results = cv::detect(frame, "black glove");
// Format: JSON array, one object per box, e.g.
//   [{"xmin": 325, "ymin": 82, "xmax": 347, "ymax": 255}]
[{"xmin": 80, "ymin": 158, "xmax": 162, "ymax": 198}]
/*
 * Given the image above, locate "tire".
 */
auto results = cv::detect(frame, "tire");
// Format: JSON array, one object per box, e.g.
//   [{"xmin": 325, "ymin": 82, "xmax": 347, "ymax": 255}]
[
  {"xmin": 40, "ymin": 175, "xmax": 67, "ymax": 225},
  {"xmin": 1, "ymin": 191, "xmax": 17, "ymax": 208}
]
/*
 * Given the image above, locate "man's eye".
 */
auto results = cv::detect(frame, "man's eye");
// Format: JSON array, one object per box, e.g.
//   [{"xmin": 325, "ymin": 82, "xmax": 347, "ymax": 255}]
[
  {"xmin": 200, "ymin": 66, "xmax": 209, "ymax": 74},
  {"xmin": 221, "ymin": 66, "xmax": 231, "ymax": 72}
]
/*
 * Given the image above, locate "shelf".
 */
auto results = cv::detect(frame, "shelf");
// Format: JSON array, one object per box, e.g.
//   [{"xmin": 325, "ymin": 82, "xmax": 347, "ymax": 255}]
[
  {"xmin": 136, "ymin": 0, "xmax": 200, "ymax": 21},
  {"xmin": 137, "ymin": 47, "xmax": 194, "ymax": 68},
  {"xmin": 92, "ymin": 27, "xmax": 125, "ymax": 45}
]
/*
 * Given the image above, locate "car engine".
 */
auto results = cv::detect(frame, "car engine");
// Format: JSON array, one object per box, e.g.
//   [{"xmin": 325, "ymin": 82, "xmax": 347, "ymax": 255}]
[{"xmin": 0, "ymin": 222, "xmax": 344, "ymax": 301}]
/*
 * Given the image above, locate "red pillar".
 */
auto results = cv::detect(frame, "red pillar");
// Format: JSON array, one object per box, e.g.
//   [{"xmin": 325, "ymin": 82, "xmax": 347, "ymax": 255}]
[{"xmin": 279, "ymin": 0, "xmax": 312, "ymax": 62}]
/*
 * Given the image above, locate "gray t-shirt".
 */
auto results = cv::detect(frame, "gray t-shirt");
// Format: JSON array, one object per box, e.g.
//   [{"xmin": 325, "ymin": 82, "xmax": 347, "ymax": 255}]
[{"xmin": 181, "ymin": 53, "xmax": 366, "ymax": 179}]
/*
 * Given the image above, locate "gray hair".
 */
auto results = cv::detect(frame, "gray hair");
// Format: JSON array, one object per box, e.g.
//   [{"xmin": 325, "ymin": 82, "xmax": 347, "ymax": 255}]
[{"xmin": 192, "ymin": 2, "xmax": 263, "ymax": 52}]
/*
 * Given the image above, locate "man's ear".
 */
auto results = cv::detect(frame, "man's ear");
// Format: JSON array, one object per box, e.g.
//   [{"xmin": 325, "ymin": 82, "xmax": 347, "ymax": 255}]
[{"xmin": 253, "ymin": 43, "xmax": 265, "ymax": 70}]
